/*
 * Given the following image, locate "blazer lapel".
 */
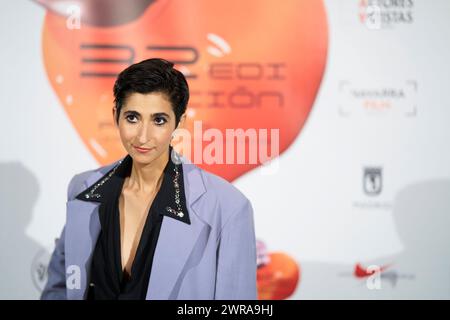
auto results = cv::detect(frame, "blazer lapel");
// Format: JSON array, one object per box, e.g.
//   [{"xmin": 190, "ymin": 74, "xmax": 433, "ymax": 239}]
[{"xmin": 146, "ymin": 163, "xmax": 209, "ymax": 299}]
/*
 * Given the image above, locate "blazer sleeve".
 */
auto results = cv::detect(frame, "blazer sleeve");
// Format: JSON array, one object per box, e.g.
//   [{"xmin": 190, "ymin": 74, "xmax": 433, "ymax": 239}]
[
  {"xmin": 40, "ymin": 173, "xmax": 84, "ymax": 300},
  {"xmin": 215, "ymin": 199, "xmax": 258, "ymax": 300},
  {"xmin": 40, "ymin": 226, "xmax": 66, "ymax": 300}
]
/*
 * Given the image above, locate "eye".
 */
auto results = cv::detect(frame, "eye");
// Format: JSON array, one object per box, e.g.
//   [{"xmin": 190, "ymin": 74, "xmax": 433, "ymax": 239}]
[
  {"xmin": 154, "ymin": 116, "xmax": 167, "ymax": 126},
  {"xmin": 125, "ymin": 114, "xmax": 138, "ymax": 123}
]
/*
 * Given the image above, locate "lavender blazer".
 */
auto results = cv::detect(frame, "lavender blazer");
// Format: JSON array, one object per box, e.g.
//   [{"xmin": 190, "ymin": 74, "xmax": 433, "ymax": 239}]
[{"xmin": 41, "ymin": 157, "xmax": 257, "ymax": 300}]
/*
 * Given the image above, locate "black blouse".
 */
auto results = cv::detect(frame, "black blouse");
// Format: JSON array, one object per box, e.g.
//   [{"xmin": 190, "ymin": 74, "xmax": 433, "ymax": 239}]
[{"xmin": 75, "ymin": 147, "xmax": 190, "ymax": 300}]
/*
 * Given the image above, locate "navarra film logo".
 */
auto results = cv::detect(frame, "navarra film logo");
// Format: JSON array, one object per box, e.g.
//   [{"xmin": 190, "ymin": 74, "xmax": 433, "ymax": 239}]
[{"xmin": 338, "ymin": 80, "xmax": 418, "ymax": 117}]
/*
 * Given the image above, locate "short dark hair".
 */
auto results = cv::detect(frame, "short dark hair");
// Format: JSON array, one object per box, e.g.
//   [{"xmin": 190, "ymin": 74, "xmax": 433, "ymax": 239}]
[{"xmin": 113, "ymin": 58, "xmax": 189, "ymax": 126}]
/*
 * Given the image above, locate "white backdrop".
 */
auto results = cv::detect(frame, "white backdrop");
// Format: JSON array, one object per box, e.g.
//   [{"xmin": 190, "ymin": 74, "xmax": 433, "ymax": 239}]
[{"xmin": 1, "ymin": 0, "xmax": 449, "ymax": 299}]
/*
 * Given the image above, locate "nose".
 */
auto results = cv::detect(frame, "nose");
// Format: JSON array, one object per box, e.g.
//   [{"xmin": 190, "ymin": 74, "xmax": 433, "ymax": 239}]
[{"xmin": 137, "ymin": 121, "xmax": 153, "ymax": 145}]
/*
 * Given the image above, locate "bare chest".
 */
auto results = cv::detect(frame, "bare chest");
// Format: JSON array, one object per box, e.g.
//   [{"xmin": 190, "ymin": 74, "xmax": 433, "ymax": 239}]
[{"xmin": 118, "ymin": 190, "xmax": 156, "ymax": 276}]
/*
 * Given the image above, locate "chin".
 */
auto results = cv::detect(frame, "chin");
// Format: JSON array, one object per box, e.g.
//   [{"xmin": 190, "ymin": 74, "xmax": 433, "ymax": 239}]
[
  {"xmin": 131, "ymin": 155, "xmax": 156, "ymax": 167},
  {"xmin": 131, "ymin": 149, "xmax": 162, "ymax": 163}
]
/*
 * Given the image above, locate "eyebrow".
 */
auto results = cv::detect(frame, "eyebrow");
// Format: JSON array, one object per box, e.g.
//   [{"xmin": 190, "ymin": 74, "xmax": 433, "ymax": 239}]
[{"xmin": 123, "ymin": 110, "xmax": 171, "ymax": 118}]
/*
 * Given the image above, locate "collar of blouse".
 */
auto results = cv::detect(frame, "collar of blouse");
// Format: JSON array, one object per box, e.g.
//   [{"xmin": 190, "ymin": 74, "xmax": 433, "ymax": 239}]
[{"xmin": 75, "ymin": 150, "xmax": 191, "ymax": 225}]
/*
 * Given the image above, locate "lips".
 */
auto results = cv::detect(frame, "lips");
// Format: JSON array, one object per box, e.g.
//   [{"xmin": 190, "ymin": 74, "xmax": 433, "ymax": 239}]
[{"xmin": 133, "ymin": 145, "xmax": 153, "ymax": 153}]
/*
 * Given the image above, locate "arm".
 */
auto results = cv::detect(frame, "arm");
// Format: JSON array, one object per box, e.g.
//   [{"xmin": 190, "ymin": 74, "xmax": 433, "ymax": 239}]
[
  {"xmin": 40, "ymin": 173, "xmax": 84, "ymax": 300},
  {"xmin": 40, "ymin": 227, "xmax": 66, "ymax": 300},
  {"xmin": 215, "ymin": 199, "xmax": 258, "ymax": 300}
]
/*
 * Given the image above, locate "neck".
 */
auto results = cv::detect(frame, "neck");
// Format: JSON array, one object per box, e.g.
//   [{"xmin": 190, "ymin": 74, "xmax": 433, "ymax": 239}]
[{"xmin": 127, "ymin": 149, "xmax": 169, "ymax": 193}]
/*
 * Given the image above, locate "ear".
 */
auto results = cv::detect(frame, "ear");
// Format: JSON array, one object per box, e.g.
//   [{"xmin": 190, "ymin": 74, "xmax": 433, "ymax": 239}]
[{"xmin": 176, "ymin": 113, "xmax": 187, "ymax": 129}]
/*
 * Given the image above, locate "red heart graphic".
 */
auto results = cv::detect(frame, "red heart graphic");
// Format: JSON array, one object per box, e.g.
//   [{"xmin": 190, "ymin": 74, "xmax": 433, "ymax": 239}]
[{"xmin": 40, "ymin": 0, "xmax": 328, "ymax": 181}]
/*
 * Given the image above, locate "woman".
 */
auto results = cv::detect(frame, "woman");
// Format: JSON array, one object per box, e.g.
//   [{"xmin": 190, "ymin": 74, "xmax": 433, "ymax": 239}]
[{"xmin": 41, "ymin": 58, "xmax": 257, "ymax": 300}]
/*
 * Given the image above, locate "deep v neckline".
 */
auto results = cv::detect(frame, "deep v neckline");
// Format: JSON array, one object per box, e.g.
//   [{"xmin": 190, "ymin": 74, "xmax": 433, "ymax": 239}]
[{"xmin": 116, "ymin": 185, "xmax": 162, "ymax": 282}]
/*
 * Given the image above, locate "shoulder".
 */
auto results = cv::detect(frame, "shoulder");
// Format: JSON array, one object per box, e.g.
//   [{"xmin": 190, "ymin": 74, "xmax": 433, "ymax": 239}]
[
  {"xmin": 183, "ymin": 162, "xmax": 253, "ymax": 226},
  {"xmin": 66, "ymin": 160, "xmax": 119, "ymax": 201},
  {"xmin": 200, "ymin": 168, "xmax": 249, "ymax": 205}
]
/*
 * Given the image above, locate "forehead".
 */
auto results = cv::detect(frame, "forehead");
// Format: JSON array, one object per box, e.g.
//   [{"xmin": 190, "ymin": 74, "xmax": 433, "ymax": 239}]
[{"xmin": 122, "ymin": 92, "xmax": 173, "ymax": 114}]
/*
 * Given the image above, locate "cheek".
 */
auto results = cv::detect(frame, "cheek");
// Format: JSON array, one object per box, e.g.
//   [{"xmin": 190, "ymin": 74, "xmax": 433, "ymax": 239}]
[
  {"xmin": 118, "ymin": 123, "xmax": 136, "ymax": 141},
  {"xmin": 155, "ymin": 127, "xmax": 174, "ymax": 143}
]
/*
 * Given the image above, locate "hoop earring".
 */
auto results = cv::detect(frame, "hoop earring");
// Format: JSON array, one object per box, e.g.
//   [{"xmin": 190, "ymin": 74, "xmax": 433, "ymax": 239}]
[{"xmin": 170, "ymin": 144, "xmax": 182, "ymax": 165}]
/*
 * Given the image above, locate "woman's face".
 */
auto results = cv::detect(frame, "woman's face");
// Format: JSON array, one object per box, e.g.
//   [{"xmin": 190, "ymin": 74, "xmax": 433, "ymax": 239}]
[{"xmin": 114, "ymin": 92, "xmax": 181, "ymax": 165}]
